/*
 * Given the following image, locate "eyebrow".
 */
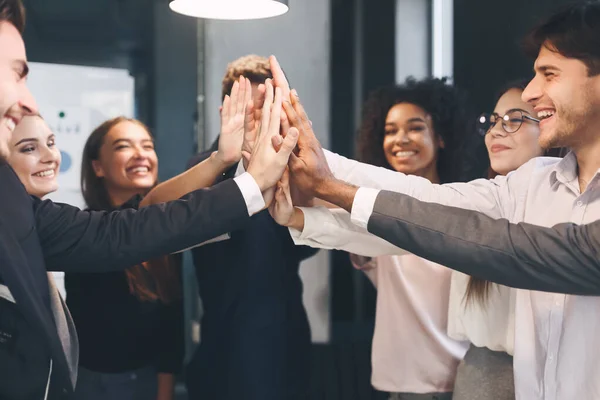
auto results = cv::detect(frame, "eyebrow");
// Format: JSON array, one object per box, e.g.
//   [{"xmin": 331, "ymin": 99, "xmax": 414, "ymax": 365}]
[
  {"xmin": 112, "ymin": 138, "xmax": 154, "ymax": 145},
  {"xmin": 15, "ymin": 137, "xmax": 37, "ymax": 146},
  {"xmin": 534, "ymin": 64, "xmax": 560, "ymax": 74},
  {"xmin": 504, "ymin": 108, "xmax": 532, "ymax": 115},
  {"xmin": 385, "ymin": 117, "xmax": 426, "ymax": 126}
]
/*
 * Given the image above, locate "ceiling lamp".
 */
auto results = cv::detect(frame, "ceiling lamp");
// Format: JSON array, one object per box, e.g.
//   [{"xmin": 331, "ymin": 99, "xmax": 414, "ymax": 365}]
[{"xmin": 169, "ymin": 0, "xmax": 289, "ymax": 20}]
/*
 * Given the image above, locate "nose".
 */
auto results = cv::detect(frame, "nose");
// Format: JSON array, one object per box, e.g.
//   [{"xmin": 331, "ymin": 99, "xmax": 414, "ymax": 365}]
[
  {"xmin": 393, "ymin": 130, "xmax": 410, "ymax": 144},
  {"xmin": 521, "ymin": 76, "xmax": 541, "ymax": 106},
  {"xmin": 40, "ymin": 145, "xmax": 59, "ymax": 164},
  {"xmin": 488, "ymin": 121, "xmax": 507, "ymax": 138}
]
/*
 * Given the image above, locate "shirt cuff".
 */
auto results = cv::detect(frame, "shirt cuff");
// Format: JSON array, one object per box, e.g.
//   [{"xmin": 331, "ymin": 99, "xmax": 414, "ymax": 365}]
[
  {"xmin": 233, "ymin": 172, "xmax": 265, "ymax": 216},
  {"xmin": 350, "ymin": 187, "xmax": 381, "ymax": 229},
  {"xmin": 234, "ymin": 161, "xmax": 246, "ymax": 178}
]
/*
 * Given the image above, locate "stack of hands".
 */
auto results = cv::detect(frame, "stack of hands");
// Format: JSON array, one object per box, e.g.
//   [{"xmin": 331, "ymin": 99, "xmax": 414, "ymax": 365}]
[{"xmin": 212, "ymin": 56, "xmax": 352, "ymax": 228}]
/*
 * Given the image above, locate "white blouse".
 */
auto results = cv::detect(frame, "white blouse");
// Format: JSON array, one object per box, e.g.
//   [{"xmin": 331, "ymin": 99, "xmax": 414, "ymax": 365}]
[{"xmin": 353, "ymin": 252, "xmax": 468, "ymax": 393}]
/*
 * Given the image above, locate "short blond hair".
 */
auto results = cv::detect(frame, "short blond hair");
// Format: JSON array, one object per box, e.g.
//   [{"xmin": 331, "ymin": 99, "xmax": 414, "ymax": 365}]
[{"xmin": 221, "ymin": 55, "xmax": 273, "ymax": 100}]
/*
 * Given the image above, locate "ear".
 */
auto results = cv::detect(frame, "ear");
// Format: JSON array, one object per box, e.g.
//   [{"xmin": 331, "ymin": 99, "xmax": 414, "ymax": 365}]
[
  {"xmin": 91, "ymin": 160, "xmax": 105, "ymax": 178},
  {"xmin": 438, "ymin": 136, "xmax": 446, "ymax": 149}
]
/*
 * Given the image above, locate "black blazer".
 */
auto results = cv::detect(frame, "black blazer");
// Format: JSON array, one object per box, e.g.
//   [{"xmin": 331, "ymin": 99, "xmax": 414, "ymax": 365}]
[
  {"xmin": 0, "ymin": 162, "xmax": 250, "ymax": 399},
  {"xmin": 185, "ymin": 145, "xmax": 318, "ymax": 400}
]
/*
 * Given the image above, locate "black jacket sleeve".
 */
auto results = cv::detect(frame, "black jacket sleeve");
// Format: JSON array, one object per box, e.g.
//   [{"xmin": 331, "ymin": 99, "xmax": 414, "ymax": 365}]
[
  {"xmin": 367, "ymin": 190, "xmax": 600, "ymax": 295},
  {"xmin": 35, "ymin": 179, "xmax": 251, "ymax": 273}
]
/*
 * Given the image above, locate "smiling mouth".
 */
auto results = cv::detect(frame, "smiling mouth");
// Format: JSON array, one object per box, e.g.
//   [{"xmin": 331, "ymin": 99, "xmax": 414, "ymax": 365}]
[
  {"xmin": 127, "ymin": 166, "xmax": 150, "ymax": 174},
  {"xmin": 33, "ymin": 169, "xmax": 55, "ymax": 178},
  {"xmin": 394, "ymin": 151, "xmax": 417, "ymax": 158}
]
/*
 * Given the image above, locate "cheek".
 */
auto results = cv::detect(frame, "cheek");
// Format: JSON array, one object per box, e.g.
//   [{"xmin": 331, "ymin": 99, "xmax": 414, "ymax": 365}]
[
  {"xmin": 416, "ymin": 133, "xmax": 438, "ymax": 163},
  {"xmin": 10, "ymin": 155, "xmax": 36, "ymax": 181},
  {"xmin": 382, "ymin": 136, "xmax": 394, "ymax": 153}
]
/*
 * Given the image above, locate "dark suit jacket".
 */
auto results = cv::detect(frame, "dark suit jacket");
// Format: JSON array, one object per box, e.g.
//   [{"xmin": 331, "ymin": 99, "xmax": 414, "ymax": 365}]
[
  {"xmin": 367, "ymin": 190, "xmax": 600, "ymax": 295},
  {"xmin": 185, "ymin": 145, "xmax": 318, "ymax": 400},
  {"xmin": 0, "ymin": 161, "xmax": 250, "ymax": 399}
]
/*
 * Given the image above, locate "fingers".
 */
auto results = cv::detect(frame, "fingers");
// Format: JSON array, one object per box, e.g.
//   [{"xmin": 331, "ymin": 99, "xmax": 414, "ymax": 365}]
[
  {"xmin": 280, "ymin": 167, "xmax": 290, "ymax": 188},
  {"xmin": 235, "ymin": 76, "xmax": 246, "ymax": 116},
  {"xmin": 258, "ymin": 79, "xmax": 275, "ymax": 142},
  {"xmin": 255, "ymin": 83, "xmax": 266, "ymax": 110},
  {"xmin": 244, "ymin": 77, "xmax": 252, "ymax": 113},
  {"xmin": 244, "ymin": 98, "xmax": 255, "ymax": 132},
  {"xmin": 229, "ymin": 80, "xmax": 239, "ymax": 120},
  {"xmin": 269, "ymin": 55, "xmax": 291, "ymax": 100},
  {"xmin": 221, "ymin": 95, "xmax": 231, "ymax": 126},
  {"xmin": 290, "ymin": 89, "xmax": 313, "ymax": 133},
  {"xmin": 280, "ymin": 109, "xmax": 291, "ymax": 137},
  {"xmin": 277, "ymin": 127, "xmax": 299, "ymax": 163},
  {"xmin": 272, "ymin": 134, "xmax": 283, "ymax": 151},
  {"xmin": 267, "ymin": 87, "xmax": 283, "ymax": 139}
]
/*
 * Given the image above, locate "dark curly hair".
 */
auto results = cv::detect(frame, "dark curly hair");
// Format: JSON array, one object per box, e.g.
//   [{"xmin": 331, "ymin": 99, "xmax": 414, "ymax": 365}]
[{"xmin": 356, "ymin": 77, "xmax": 479, "ymax": 183}]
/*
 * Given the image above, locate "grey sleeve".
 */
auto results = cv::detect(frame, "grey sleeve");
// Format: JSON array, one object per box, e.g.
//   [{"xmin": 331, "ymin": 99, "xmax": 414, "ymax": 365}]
[{"xmin": 366, "ymin": 190, "xmax": 600, "ymax": 295}]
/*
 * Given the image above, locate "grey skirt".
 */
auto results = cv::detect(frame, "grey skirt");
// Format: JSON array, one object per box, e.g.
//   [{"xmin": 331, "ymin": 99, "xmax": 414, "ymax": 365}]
[{"xmin": 452, "ymin": 344, "xmax": 515, "ymax": 400}]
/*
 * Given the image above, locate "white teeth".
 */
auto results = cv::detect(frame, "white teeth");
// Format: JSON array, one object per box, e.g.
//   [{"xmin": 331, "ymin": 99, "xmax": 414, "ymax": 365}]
[
  {"xmin": 3, "ymin": 117, "xmax": 16, "ymax": 132},
  {"xmin": 129, "ymin": 167, "xmax": 149, "ymax": 173},
  {"xmin": 395, "ymin": 151, "xmax": 416, "ymax": 157},
  {"xmin": 34, "ymin": 170, "xmax": 55, "ymax": 178},
  {"xmin": 537, "ymin": 110, "xmax": 555, "ymax": 119}
]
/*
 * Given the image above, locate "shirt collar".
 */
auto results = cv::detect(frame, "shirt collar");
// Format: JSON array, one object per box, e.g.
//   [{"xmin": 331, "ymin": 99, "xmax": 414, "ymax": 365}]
[{"xmin": 549, "ymin": 151, "xmax": 578, "ymax": 186}]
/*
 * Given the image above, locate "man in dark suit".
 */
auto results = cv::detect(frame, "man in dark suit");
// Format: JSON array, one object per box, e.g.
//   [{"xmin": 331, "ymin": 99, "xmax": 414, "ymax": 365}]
[
  {"xmin": 185, "ymin": 56, "xmax": 318, "ymax": 400},
  {"xmin": 0, "ymin": 4, "xmax": 298, "ymax": 398}
]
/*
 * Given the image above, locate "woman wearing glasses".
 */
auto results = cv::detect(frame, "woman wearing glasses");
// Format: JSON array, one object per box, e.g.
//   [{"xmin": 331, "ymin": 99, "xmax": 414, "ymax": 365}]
[{"xmin": 450, "ymin": 80, "xmax": 564, "ymax": 400}]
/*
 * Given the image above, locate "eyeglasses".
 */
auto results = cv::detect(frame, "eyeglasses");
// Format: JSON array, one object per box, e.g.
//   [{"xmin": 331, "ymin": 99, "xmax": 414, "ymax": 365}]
[{"xmin": 477, "ymin": 109, "xmax": 540, "ymax": 135}]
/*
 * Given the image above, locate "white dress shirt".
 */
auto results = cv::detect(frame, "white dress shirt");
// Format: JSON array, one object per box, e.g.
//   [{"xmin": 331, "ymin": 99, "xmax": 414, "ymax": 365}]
[{"xmin": 320, "ymin": 149, "xmax": 600, "ymax": 400}]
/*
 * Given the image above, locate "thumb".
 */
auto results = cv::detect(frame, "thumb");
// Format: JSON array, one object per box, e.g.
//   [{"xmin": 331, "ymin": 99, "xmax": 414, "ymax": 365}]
[{"xmin": 277, "ymin": 127, "xmax": 299, "ymax": 161}]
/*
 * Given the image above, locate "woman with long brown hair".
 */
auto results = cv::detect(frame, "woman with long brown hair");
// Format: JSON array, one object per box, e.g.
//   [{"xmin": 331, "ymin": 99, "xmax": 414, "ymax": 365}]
[
  {"xmin": 64, "ymin": 116, "xmax": 185, "ymax": 400},
  {"xmin": 66, "ymin": 76, "xmax": 254, "ymax": 400}
]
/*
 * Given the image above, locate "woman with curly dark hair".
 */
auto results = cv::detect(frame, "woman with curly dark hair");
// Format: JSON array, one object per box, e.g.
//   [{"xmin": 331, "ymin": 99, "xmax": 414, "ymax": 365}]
[{"xmin": 349, "ymin": 77, "xmax": 487, "ymax": 400}]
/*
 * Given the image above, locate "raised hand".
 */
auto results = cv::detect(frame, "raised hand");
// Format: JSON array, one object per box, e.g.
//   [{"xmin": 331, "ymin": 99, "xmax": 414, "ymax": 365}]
[
  {"xmin": 246, "ymin": 79, "xmax": 299, "ymax": 202},
  {"xmin": 216, "ymin": 76, "xmax": 252, "ymax": 166},
  {"xmin": 284, "ymin": 91, "xmax": 335, "ymax": 198}
]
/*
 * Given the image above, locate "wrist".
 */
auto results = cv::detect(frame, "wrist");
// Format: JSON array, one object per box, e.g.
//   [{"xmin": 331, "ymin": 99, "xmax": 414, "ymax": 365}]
[
  {"xmin": 313, "ymin": 175, "xmax": 337, "ymax": 199},
  {"xmin": 289, "ymin": 207, "xmax": 305, "ymax": 231},
  {"xmin": 211, "ymin": 151, "xmax": 235, "ymax": 171}
]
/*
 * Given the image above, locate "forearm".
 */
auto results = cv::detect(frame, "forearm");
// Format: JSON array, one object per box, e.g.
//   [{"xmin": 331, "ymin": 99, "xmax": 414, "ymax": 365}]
[
  {"xmin": 37, "ymin": 179, "xmax": 252, "ymax": 272},
  {"xmin": 156, "ymin": 373, "xmax": 175, "ymax": 400},
  {"xmin": 289, "ymin": 206, "xmax": 404, "ymax": 257},
  {"xmin": 322, "ymin": 149, "xmax": 513, "ymax": 218},
  {"xmin": 141, "ymin": 152, "xmax": 231, "ymax": 207},
  {"xmin": 368, "ymin": 190, "xmax": 600, "ymax": 295}
]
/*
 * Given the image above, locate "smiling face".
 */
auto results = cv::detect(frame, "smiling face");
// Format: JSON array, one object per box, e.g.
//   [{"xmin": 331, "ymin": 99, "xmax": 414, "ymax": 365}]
[
  {"xmin": 91, "ymin": 120, "xmax": 158, "ymax": 205},
  {"xmin": 485, "ymin": 88, "xmax": 544, "ymax": 175},
  {"xmin": 522, "ymin": 43, "xmax": 600, "ymax": 151},
  {"xmin": 6, "ymin": 115, "xmax": 61, "ymax": 197},
  {"xmin": 382, "ymin": 102, "xmax": 443, "ymax": 181},
  {"xmin": 0, "ymin": 21, "xmax": 38, "ymax": 160}
]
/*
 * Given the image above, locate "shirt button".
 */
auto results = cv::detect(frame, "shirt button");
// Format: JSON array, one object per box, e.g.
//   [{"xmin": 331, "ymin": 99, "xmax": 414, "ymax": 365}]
[{"xmin": 577, "ymin": 200, "xmax": 583, "ymax": 207}]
